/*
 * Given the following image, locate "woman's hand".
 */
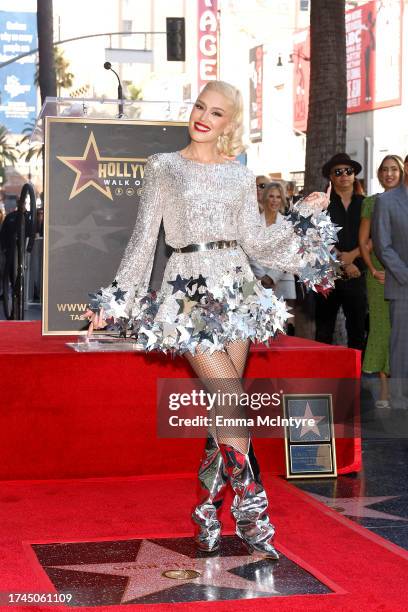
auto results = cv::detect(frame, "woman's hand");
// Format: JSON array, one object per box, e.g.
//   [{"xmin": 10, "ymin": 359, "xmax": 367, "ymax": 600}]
[
  {"xmin": 81, "ymin": 308, "xmax": 107, "ymax": 337},
  {"xmin": 372, "ymin": 270, "xmax": 385, "ymax": 284},
  {"xmin": 343, "ymin": 263, "xmax": 361, "ymax": 279},
  {"xmin": 302, "ymin": 184, "xmax": 331, "ymax": 211},
  {"xmin": 340, "ymin": 251, "xmax": 355, "ymax": 266}
]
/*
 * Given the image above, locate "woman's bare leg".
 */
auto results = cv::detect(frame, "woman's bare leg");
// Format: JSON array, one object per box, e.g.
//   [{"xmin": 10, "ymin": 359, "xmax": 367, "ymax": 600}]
[{"xmin": 379, "ymin": 371, "xmax": 389, "ymax": 402}]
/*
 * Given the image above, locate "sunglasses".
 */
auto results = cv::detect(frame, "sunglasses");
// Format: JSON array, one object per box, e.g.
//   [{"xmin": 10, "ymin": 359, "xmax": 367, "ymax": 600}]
[
  {"xmin": 332, "ymin": 167, "xmax": 355, "ymax": 177},
  {"xmin": 257, "ymin": 183, "xmax": 266, "ymax": 189}
]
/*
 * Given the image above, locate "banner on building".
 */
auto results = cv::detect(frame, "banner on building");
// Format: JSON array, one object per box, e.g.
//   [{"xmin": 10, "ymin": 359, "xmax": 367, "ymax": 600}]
[
  {"xmin": 346, "ymin": 0, "xmax": 402, "ymax": 113},
  {"xmin": 43, "ymin": 118, "xmax": 189, "ymax": 335},
  {"xmin": 197, "ymin": 0, "xmax": 218, "ymax": 93},
  {"xmin": 0, "ymin": 10, "xmax": 37, "ymax": 133},
  {"xmin": 292, "ymin": 29, "xmax": 310, "ymax": 132},
  {"xmin": 249, "ymin": 45, "xmax": 263, "ymax": 143},
  {"xmin": 292, "ymin": 0, "xmax": 402, "ymax": 124}
]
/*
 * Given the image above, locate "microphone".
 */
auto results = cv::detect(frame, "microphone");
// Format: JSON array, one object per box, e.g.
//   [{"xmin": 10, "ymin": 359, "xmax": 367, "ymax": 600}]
[{"xmin": 104, "ymin": 61, "xmax": 124, "ymax": 117}]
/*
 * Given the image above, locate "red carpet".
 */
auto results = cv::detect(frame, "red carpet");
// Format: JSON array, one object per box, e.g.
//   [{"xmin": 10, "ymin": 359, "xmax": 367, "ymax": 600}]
[
  {"xmin": 0, "ymin": 474, "xmax": 407, "ymax": 611},
  {"xmin": 0, "ymin": 322, "xmax": 361, "ymax": 480}
]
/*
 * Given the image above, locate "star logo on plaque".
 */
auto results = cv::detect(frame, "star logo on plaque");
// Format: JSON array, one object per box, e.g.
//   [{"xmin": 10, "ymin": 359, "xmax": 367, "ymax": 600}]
[{"xmin": 57, "ymin": 132, "xmax": 145, "ymax": 201}]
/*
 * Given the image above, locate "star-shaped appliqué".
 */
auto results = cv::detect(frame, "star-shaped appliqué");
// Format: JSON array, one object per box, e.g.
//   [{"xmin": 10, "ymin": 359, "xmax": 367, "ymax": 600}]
[
  {"xmin": 113, "ymin": 288, "xmax": 127, "ymax": 302},
  {"xmin": 188, "ymin": 274, "xmax": 207, "ymax": 291},
  {"xmin": 295, "ymin": 214, "xmax": 315, "ymax": 235},
  {"xmin": 167, "ymin": 275, "xmax": 191, "ymax": 294},
  {"xmin": 176, "ymin": 298, "xmax": 198, "ymax": 316}
]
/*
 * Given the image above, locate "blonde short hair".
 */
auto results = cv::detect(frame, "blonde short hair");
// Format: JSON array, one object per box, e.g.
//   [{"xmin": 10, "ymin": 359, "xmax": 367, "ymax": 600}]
[{"xmin": 201, "ymin": 80, "xmax": 245, "ymax": 158}]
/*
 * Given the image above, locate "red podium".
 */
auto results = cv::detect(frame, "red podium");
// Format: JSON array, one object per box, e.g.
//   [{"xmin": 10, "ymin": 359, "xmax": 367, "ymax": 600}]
[{"xmin": 0, "ymin": 322, "xmax": 361, "ymax": 480}]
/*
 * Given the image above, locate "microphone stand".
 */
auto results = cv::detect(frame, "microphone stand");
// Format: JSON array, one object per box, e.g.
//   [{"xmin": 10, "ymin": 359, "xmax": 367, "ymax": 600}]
[{"xmin": 104, "ymin": 61, "xmax": 124, "ymax": 118}]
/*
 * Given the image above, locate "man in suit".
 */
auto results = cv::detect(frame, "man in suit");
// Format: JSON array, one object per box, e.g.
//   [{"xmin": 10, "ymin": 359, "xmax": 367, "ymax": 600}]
[{"xmin": 372, "ymin": 155, "xmax": 408, "ymax": 406}]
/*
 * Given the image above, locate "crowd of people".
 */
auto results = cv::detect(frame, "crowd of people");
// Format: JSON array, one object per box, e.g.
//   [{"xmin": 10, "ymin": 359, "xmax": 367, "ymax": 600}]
[{"xmin": 256, "ymin": 151, "xmax": 408, "ymax": 408}]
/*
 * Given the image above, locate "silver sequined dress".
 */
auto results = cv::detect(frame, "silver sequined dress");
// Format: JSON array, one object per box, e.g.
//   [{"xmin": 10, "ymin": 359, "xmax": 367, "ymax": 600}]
[{"xmin": 95, "ymin": 151, "xmax": 337, "ymax": 352}]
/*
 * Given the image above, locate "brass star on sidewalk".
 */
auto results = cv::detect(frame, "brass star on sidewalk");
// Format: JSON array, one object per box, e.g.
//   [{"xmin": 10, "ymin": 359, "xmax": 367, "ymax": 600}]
[
  {"xmin": 50, "ymin": 540, "xmax": 279, "ymax": 603},
  {"xmin": 312, "ymin": 494, "xmax": 408, "ymax": 522}
]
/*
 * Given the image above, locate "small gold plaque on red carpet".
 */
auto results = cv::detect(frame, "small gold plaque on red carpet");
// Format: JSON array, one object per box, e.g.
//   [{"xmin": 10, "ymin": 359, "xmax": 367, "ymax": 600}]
[{"xmin": 282, "ymin": 394, "xmax": 337, "ymax": 478}]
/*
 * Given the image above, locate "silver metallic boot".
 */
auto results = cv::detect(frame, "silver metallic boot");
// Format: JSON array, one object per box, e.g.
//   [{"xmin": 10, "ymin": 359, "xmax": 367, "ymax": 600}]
[
  {"xmin": 192, "ymin": 435, "xmax": 228, "ymax": 553},
  {"xmin": 220, "ymin": 443, "xmax": 279, "ymax": 560}
]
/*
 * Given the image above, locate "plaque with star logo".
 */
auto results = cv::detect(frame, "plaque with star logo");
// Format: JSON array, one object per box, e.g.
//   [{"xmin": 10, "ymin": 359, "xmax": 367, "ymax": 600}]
[
  {"xmin": 282, "ymin": 394, "xmax": 337, "ymax": 478},
  {"xmin": 43, "ymin": 116, "xmax": 189, "ymax": 334}
]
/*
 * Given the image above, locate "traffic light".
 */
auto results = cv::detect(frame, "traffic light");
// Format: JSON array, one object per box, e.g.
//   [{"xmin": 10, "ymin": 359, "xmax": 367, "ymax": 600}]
[{"xmin": 166, "ymin": 17, "xmax": 185, "ymax": 62}]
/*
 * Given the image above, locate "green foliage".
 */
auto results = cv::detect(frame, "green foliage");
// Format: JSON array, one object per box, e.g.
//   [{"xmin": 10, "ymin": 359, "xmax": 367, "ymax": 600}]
[
  {"xmin": 127, "ymin": 84, "xmax": 143, "ymax": 101},
  {"xmin": 35, "ymin": 46, "xmax": 74, "ymax": 93},
  {"xmin": 18, "ymin": 121, "xmax": 43, "ymax": 163},
  {"xmin": 0, "ymin": 125, "xmax": 17, "ymax": 167}
]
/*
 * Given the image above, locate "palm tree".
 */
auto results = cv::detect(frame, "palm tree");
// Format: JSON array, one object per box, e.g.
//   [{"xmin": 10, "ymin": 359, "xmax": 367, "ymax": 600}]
[
  {"xmin": 304, "ymin": 0, "xmax": 347, "ymax": 193},
  {"xmin": 19, "ymin": 121, "xmax": 43, "ymax": 163},
  {"xmin": 0, "ymin": 125, "xmax": 17, "ymax": 186},
  {"xmin": 35, "ymin": 47, "xmax": 74, "ymax": 96}
]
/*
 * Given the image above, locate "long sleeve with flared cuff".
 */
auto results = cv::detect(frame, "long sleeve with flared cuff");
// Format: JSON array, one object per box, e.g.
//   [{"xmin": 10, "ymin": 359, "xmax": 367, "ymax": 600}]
[
  {"xmin": 238, "ymin": 169, "xmax": 338, "ymax": 290},
  {"xmin": 90, "ymin": 154, "xmax": 164, "ymax": 319}
]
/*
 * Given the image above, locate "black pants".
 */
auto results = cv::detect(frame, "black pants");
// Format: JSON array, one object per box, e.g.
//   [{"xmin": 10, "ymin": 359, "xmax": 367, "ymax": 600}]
[{"xmin": 315, "ymin": 278, "xmax": 367, "ymax": 350}]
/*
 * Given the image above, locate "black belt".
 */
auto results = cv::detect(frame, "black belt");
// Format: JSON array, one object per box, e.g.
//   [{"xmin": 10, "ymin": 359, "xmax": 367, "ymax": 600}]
[{"xmin": 172, "ymin": 240, "xmax": 238, "ymax": 254}]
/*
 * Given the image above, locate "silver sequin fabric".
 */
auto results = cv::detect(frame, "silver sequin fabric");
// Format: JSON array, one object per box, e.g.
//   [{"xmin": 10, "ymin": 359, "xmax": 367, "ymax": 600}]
[
  {"xmin": 92, "ymin": 151, "xmax": 338, "ymax": 352},
  {"xmin": 114, "ymin": 151, "xmax": 313, "ymax": 314}
]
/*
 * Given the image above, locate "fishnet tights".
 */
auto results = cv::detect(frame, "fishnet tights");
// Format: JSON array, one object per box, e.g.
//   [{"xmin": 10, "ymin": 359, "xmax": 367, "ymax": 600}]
[{"xmin": 186, "ymin": 340, "xmax": 250, "ymax": 454}]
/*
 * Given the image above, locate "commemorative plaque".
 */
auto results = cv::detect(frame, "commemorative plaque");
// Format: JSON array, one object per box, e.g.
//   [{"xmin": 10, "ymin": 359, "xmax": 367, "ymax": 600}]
[{"xmin": 283, "ymin": 394, "xmax": 337, "ymax": 478}]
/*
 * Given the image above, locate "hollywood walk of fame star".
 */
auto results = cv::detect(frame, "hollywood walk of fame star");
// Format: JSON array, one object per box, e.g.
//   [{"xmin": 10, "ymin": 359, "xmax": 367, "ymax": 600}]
[
  {"xmin": 49, "ymin": 540, "xmax": 280, "ymax": 603},
  {"xmin": 57, "ymin": 132, "xmax": 144, "ymax": 200},
  {"xmin": 299, "ymin": 402, "xmax": 327, "ymax": 438},
  {"xmin": 50, "ymin": 214, "xmax": 125, "ymax": 253},
  {"xmin": 311, "ymin": 494, "xmax": 408, "ymax": 522}
]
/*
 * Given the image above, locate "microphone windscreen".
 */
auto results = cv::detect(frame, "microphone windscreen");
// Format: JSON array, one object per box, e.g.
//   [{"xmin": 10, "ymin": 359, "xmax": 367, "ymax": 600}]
[{"xmin": 104, "ymin": 62, "xmax": 111, "ymax": 70}]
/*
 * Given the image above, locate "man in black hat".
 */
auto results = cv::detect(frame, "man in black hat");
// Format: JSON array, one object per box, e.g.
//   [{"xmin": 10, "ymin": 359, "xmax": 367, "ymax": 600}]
[{"xmin": 315, "ymin": 153, "xmax": 367, "ymax": 350}]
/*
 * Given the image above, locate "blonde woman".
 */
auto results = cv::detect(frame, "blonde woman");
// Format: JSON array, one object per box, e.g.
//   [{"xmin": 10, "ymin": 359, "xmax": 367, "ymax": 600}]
[
  {"xmin": 85, "ymin": 80, "xmax": 335, "ymax": 559},
  {"xmin": 250, "ymin": 182, "xmax": 296, "ymax": 303}
]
